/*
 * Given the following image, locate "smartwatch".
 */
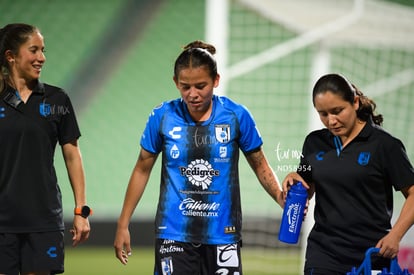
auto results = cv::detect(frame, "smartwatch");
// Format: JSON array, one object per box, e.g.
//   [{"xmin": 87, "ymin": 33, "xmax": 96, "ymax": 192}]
[{"xmin": 74, "ymin": 205, "xmax": 92, "ymax": 218}]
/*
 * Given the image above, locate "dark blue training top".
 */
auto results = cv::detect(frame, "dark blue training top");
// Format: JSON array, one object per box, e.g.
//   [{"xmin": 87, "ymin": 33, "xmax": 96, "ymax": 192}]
[
  {"xmin": 0, "ymin": 82, "xmax": 80, "ymax": 233},
  {"xmin": 298, "ymin": 121, "xmax": 414, "ymax": 273}
]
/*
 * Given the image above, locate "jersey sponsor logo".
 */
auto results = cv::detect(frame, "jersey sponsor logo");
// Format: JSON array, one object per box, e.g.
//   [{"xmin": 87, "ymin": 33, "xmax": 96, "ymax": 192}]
[
  {"xmin": 180, "ymin": 159, "xmax": 219, "ymax": 190},
  {"xmin": 179, "ymin": 198, "xmax": 220, "ymax": 217},
  {"xmin": 358, "ymin": 152, "xmax": 371, "ymax": 166},
  {"xmin": 170, "ymin": 144, "xmax": 180, "ymax": 159},
  {"xmin": 219, "ymin": 146, "xmax": 227, "ymax": 158},
  {"xmin": 215, "ymin": 124, "xmax": 230, "ymax": 143},
  {"xmin": 161, "ymin": 256, "xmax": 173, "ymax": 275},
  {"xmin": 217, "ymin": 244, "xmax": 239, "ymax": 267},
  {"xmin": 159, "ymin": 240, "xmax": 184, "ymax": 255},
  {"xmin": 214, "ymin": 146, "xmax": 230, "ymax": 163},
  {"xmin": 169, "ymin": 127, "xmax": 182, "ymax": 139}
]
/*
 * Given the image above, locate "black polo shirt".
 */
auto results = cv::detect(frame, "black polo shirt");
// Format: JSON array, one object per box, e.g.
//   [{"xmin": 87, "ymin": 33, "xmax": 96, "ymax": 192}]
[
  {"xmin": 298, "ymin": 122, "xmax": 414, "ymax": 272},
  {"xmin": 0, "ymin": 82, "xmax": 80, "ymax": 233}
]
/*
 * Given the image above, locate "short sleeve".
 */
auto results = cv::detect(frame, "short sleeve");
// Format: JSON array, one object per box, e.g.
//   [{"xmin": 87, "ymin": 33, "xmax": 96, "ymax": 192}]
[
  {"xmin": 237, "ymin": 105, "xmax": 263, "ymax": 153},
  {"xmin": 140, "ymin": 103, "xmax": 164, "ymax": 154},
  {"xmin": 58, "ymin": 93, "xmax": 81, "ymax": 145}
]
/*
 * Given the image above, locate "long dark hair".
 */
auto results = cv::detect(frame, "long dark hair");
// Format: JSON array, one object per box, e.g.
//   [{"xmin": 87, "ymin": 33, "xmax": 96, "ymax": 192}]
[
  {"xmin": 0, "ymin": 23, "xmax": 39, "ymax": 92},
  {"xmin": 312, "ymin": 73, "xmax": 383, "ymax": 126},
  {"xmin": 173, "ymin": 40, "xmax": 218, "ymax": 80}
]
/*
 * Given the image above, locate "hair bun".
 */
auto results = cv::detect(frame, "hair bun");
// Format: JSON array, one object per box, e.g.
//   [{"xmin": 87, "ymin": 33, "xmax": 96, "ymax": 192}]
[{"xmin": 183, "ymin": 40, "xmax": 216, "ymax": 55}]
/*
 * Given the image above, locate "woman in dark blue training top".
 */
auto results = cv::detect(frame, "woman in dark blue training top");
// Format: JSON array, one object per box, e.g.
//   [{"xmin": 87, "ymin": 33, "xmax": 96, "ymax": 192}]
[
  {"xmin": 114, "ymin": 40, "xmax": 284, "ymax": 274},
  {"xmin": 0, "ymin": 23, "xmax": 91, "ymax": 275},
  {"xmin": 283, "ymin": 73, "xmax": 414, "ymax": 274}
]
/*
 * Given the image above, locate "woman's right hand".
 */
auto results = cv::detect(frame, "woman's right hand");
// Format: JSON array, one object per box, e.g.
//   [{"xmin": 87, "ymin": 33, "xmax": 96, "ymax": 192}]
[
  {"xmin": 281, "ymin": 172, "xmax": 309, "ymax": 200},
  {"xmin": 114, "ymin": 226, "xmax": 132, "ymax": 265}
]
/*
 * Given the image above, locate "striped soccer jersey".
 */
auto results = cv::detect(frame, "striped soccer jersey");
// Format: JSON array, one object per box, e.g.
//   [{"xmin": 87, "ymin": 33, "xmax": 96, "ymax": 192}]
[{"xmin": 140, "ymin": 95, "xmax": 262, "ymax": 244}]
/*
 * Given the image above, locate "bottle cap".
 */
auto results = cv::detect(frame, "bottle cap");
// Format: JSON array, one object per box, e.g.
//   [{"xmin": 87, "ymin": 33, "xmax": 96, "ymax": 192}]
[{"xmin": 291, "ymin": 181, "xmax": 307, "ymax": 193}]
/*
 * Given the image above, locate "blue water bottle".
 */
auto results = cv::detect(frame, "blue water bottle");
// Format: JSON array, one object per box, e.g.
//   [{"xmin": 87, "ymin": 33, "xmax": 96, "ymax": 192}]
[{"xmin": 278, "ymin": 181, "xmax": 308, "ymax": 244}]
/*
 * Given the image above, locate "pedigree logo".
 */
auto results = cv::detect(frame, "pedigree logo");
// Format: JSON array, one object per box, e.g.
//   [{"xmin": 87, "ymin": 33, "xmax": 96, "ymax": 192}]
[{"xmin": 179, "ymin": 159, "xmax": 219, "ymax": 190}]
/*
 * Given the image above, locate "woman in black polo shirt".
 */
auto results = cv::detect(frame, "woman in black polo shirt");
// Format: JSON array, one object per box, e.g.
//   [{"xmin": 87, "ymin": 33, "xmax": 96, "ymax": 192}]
[
  {"xmin": 0, "ymin": 23, "xmax": 91, "ymax": 274},
  {"xmin": 283, "ymin": 73, "xmax": 414, "ymax": 274}
]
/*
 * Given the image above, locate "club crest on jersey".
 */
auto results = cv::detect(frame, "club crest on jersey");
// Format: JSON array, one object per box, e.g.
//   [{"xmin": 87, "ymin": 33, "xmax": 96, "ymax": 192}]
[
  {"xmin": 358, "ymin": 152, "xmax": 370, "ymax": 166},
  {"xmin": 39, "ymin": 102, "xmax": 51, "ymax": 117},
  {"xmin": 215, "ymin": 124, "xmax": 230, "ymax": 143}
]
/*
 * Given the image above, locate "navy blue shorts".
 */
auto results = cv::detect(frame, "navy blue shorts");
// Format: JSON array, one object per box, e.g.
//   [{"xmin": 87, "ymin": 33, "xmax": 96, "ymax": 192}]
[
  {"xmin": 0, "ymin": 231, "xmax": 64, "ymax": 275},
  {"xmin": 154, "ymin": 238, "xmax": 242, "ymax": 275}
]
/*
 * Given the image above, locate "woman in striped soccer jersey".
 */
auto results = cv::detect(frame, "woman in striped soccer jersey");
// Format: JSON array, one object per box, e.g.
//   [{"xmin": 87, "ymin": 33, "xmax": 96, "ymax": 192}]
[{"xmin": 114, "ymin": 40, "xmax": 284, "ymax": 274}]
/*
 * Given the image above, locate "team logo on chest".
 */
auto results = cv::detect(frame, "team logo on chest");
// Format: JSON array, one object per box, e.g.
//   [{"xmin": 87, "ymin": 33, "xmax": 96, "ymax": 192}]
[
  {"xmin": 215, "ymin": 124, "xmax": 230, "ymax": 143},
  {"xmin": 39, "ymin": 102, "xmax": 51, "ymax": 117},
  {"xmin": 358, "ymin": 152, "xmax": 371, "ymax": 166}
]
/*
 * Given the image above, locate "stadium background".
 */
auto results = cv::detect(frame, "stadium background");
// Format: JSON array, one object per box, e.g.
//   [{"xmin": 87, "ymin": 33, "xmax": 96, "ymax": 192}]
[{"xmin": 1, "ymin": 0, "xmax": 413, "ymax": 274}]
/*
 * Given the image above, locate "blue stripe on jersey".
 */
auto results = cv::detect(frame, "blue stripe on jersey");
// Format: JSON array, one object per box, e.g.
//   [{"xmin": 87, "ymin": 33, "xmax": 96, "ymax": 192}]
[{"xmin": 140, "ymin": 95, "xmax": 262, "ymax": 244}]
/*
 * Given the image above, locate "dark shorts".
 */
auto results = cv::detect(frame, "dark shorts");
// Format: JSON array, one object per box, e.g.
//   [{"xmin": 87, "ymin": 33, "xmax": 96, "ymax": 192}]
[
  {"xmin": 154, "ymin": 239, "xmax": 242, "ymax": 275},
  {"xmin": 0, "ymin": 231, "xmax": 64, "ymax": 275}
]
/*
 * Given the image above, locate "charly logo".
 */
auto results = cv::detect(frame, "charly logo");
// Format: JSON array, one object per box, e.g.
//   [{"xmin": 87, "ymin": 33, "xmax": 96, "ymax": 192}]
[
  {"xmin": 180, "ymin": 159, "xmax": 219, "ymax": 190},
  {"xmin": 316, "ymin": 151, "xmax": 325, "ymax": 160},
  {"xmin": 286, "ymin": 203, "xmax": 302, "ymax": 233},
  {"xmin": 46, "ymin": 246, "xmax": 57, "ymax": 258},
  {"xmin": 169, "ymin": 126, "xmax": 182, "ymax": 139}
]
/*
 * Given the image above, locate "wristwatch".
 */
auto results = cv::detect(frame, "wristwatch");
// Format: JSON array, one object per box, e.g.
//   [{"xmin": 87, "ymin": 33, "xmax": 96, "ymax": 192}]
[{"xmin": 74, "ymin": 205, "xmax": 93, "ymax": 218}]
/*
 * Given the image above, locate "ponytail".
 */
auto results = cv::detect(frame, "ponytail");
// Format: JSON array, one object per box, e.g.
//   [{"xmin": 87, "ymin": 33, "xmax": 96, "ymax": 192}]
[
  {"xmin": 0, "ymin": 23, "xmax": 39, "ymax": 93},
  {"xmin": 353, "ymin": 84, "xmax": 383, "ymax": 126},
  {"xmin": 313, "ymin": 74, "xmax": 384, "ymax": 126}
]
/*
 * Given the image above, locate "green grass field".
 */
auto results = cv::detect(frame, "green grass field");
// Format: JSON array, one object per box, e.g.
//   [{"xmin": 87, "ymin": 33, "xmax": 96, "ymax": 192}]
[{"xmin": 64, "ymin": 246, "xmax": 301, "ymax": 275}]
